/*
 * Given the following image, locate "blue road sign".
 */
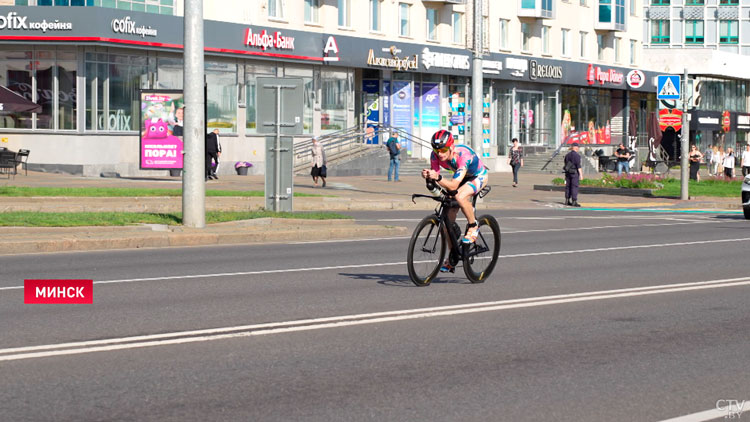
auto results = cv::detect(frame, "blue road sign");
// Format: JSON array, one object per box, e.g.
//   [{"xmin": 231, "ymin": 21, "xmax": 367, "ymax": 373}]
[{"xmin": 657, "ymin": 75, "xmax": 681, "ymax": 100}]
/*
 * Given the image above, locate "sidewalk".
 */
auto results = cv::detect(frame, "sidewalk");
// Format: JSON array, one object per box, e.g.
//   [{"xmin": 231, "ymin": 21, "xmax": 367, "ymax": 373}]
[{"xmin": 0, "ymin": 170, "xmax": 739, "ymax": 254}]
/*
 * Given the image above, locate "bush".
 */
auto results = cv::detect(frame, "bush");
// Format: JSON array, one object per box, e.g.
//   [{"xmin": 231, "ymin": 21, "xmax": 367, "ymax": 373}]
[{"xmin": 552, "ymin": 174, "xmax": 662, "ymax": 189}]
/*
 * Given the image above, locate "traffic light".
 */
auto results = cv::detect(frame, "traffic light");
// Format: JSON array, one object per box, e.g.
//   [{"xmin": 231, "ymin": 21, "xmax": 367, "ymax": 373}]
[{"xmin": 691, "ymin": 81, "xmax": 702, "ymax": 108}]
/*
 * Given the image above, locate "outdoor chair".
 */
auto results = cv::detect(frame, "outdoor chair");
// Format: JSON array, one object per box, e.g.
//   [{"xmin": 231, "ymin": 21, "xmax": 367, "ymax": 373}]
[
  {"xmin": 14, "ymin": 149, "xmax": 29, "ymax": 175},
  {"xmin": 0, "ymin": 150, "xmax": 17, "ymax": 179}
]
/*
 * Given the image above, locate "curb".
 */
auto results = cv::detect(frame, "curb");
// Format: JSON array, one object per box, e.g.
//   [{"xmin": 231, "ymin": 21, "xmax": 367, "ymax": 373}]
[
  {"xmin": 0, "ymin": 220, "xmax": 408, "ymax": 255},
  {"xmin": 533, "ymin": 184, "xmax": 654, "ymax": 197}
]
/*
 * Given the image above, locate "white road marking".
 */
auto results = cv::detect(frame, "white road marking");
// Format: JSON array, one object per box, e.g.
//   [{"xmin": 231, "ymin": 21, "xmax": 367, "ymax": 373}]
[
  {"xmin": 2, "ymin": 237, "xmax": 749, "ymax": 291},
  {"xmin": 1, "ymin": 276, "xmax": 750, "ymax": 362}
]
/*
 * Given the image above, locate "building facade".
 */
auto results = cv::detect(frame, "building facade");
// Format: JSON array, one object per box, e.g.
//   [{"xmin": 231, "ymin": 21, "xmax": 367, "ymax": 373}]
[
  {"xmin": 0, "ymin": 0, "xmax": 659, "ymax": 176},
  {"xmin": 642, "ymin": 0, "xmax": 750, "ymax": 156}
]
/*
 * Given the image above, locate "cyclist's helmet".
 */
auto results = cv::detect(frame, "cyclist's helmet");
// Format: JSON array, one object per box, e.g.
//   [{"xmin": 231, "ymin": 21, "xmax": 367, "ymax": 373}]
[{"xmin": 431, "ymin": 130, "xmax": 454, "ymax": 151}]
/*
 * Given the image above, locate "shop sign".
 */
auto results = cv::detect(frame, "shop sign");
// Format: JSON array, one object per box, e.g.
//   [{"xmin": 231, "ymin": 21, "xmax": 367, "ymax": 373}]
[
  {"xmin": 0, "ymin": 12, "xmax": 72, "ymax": 32},
  {"xmin": 244, "ymin": 28, "xmax": 295, "ymax": 50},
  {"xmin": 586, "ymin": 64, "xmax": 624, "ymax": 86},
  {"xmin": 659, "ymin": 108, "xmax": 683, "ymax": 132},
  {"xmin": 366, "ymin": 46, "xmax": 418, "ymax": 71},
  {"xmin": 722, "ymin": 110, "xmax": 731, "ymax": 133},
  {"xmin": 698, "ymin": 116, "xmax": 719, "ymax": 125},
  {"xmin": 506, "ymin": 58, "xmax": 528, "ymax": 78},
  {"xmin": 482, "ymin": 60, "xmax": 502, "ymax": 75},
  {"xmin": 737, "ymin": 114, "xmax": 750, "ymax": 130},
  {"xmin": 529, "ymin": 60, "xmax": 562, "ymax": 80},
  {"xmin": 323, "ymin": 36, "xmax": 339, "ymax": 62},
  {"xmin": 111, "ymin": 16, "xmax": 158, "ymax": 38},
  {"xmin": 421, "ymin": 48, "xmax": 470, "ymax": 71},
  {"xmin": 626, "ymin": 70, "xmax": 645, "ymax": 88}
]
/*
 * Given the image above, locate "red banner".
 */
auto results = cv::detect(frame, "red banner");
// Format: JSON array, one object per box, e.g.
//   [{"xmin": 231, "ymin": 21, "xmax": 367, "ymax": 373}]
[
  {"xmin": 659, "ymin": 108, "xmax": 683, "ymax": 132},
  {"xmin": 24, "ymin": 279, "xmax": 93, "ymax": 304}
]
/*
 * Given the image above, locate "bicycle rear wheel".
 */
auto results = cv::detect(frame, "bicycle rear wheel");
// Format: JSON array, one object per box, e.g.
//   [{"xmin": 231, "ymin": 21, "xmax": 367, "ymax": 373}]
[
  {"xmin": 407, "ymin": 215, "xmax": 446, "ymax": 286},
  {"xmin": 462, "ymin": 215, "xmax": 501, "ymax": 284}
]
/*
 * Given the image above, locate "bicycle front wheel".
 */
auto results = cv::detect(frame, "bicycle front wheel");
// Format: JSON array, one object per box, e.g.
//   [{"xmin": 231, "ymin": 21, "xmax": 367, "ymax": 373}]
[
  {"xmin": 462, "ymin": 215, "xmax": 501, "ymax": 284},
  {"xmin": 407, "ymin": 215, "xmax": 446, "ymax": 287}
]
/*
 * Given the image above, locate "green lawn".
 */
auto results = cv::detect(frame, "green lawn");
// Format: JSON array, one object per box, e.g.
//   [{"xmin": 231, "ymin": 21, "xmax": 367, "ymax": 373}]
[
  {"xmin": 0, "ymin": 211, "xmax": 351, "ymax": 227},
  {"xmin": 552, "ymin": 175, "xmax": 743, "ymax": 198},
  {"xmin": 656, "ymin": 178, "xmax": 742, "ymax": 198},
  {"xmin": 0, "ymin": 187, "xmax": 324, "ymax": 197}
]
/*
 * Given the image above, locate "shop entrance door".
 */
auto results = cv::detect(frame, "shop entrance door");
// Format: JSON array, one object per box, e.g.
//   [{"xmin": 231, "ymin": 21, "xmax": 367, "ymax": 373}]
[{"xmin": 517, "ymin": 91, "xmax": 543, "ymax": 146}]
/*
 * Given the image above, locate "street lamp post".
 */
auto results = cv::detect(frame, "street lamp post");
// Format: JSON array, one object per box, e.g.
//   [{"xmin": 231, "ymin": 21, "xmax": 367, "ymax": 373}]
[
  {"xmin": 182, "ymin": 0, "xmax": 206, "ymax": 227},
  {"xmin": 681, "ymin": 68, "xmax": 689, "ymax": 201}
]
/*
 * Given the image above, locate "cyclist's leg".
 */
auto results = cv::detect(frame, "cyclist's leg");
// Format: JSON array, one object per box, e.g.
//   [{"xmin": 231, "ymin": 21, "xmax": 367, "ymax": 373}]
[{"xmin": 457, "ymin": 172, "xmax": 488, "ymax": 243}]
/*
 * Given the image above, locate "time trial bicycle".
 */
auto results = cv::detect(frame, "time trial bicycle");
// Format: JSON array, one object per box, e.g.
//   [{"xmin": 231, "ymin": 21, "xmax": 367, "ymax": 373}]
[{"xmin": 407, "ymin": 184, "xmax": 501, "ymax": 286}]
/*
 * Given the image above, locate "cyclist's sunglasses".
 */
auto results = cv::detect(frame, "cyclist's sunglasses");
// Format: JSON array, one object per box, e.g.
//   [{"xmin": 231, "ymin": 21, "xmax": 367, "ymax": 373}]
[{"xmin": 433, "ymin": 146, "xmax": 451, "ymax": 153}]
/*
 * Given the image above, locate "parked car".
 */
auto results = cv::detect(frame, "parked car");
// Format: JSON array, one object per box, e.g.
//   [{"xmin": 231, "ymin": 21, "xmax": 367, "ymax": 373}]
[{"xmin": 743, "ymin": 174, "xmax": 750, "ymax": 220}]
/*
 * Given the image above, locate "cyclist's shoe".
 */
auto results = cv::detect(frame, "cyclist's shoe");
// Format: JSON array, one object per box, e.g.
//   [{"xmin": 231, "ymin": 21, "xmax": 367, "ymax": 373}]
[
  {"xmin": 462, "ymin": 224, "xmax": 480, "ymax": 244},
  {"xmin": 440, "ymin": 260, "xmax": 455, "ymax": 273}
]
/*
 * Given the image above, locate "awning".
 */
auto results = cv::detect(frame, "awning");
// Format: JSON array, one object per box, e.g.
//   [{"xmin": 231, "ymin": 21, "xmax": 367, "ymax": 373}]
[{"xmin": 0, "ymin": 86, "xmax": 41, "ymax": 113}]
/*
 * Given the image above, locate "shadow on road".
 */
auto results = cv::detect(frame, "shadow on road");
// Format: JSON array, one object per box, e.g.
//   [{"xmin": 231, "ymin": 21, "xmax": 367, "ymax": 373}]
[{"xmin": 339, "ymin": 272, "xmax": 468, "ymax": 287}]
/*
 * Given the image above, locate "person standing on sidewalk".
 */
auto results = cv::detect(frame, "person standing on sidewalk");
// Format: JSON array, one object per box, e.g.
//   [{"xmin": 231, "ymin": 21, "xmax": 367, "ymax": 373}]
[
  {"xmin": 615, "ymin": 143, "xmax": 631, "ymax": 176},
  {"xmin": 205, "ymin": 129, "xmax": 220, "ymax": 181},
  {"xmin": 688, "ymin": 144, "xmax": 703, "ymax": 182},
  {"xmin": 741, "ymin": 144, "xmax": 750, "ymax": 177},
  {"xmin": 507, "ymin": 138, "xmax": 523, "ymax": 187},
  {"xmin": 385, "ymin": 131, "xmax": 401, "ymax": 182},
  {"xmin": 723, "ymin": 147, "xmax": 736, "ymax": 179},
  {"xmin": 563, "ymin": 142, "xmax": 583, "ymax": 207},
  {"xmin": 311, "ymin": 136, "xmax": 327, "ymax": 187}
]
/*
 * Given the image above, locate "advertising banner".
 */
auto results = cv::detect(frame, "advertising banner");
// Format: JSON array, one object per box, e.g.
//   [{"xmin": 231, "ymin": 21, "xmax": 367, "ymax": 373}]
[
  {"xmin": 362, "ymin": 80, "xmax": 380, "ymax": 144},
  {"xmin": 139, "ymin": 90, "xmax": 184, "ymax": 170},
  {"xmin": 392, "ymin": 80, "xmax": 412, "ymax": 132},
  {"xmin": 421, "ymin": 82, "xmax": 440, "ymax": 129}
]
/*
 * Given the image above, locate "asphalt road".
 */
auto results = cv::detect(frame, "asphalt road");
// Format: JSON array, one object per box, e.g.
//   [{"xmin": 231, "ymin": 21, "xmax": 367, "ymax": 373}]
[{"xmin": 1, "ymin": 208, "xmax": 749, "ymax": 421}]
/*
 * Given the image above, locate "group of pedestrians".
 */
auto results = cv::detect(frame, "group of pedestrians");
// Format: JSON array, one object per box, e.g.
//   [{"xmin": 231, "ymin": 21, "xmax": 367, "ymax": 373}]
[{"xmin": 689, "ymin": 143, "xmax": 750, "ymax": 181}]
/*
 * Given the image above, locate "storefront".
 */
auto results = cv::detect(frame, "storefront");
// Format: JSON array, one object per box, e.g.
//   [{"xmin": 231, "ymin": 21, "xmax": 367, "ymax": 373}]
[
  {"xmin": 0, "ymin": 6, "xmax": 485, "ymax": 175},
  {"xmin": 687, "ymin": 110, "xmax": 747, "ymax": 153},
  {"xmin": 481, "ymin": 54, "xmax": 659, "ymax": 161}
]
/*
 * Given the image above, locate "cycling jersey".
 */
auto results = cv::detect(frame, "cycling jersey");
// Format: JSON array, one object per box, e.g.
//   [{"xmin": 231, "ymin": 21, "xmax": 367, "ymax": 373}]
[{"xmin": 430, "ymin": 144, "xmax": 488, "ymax": 194}]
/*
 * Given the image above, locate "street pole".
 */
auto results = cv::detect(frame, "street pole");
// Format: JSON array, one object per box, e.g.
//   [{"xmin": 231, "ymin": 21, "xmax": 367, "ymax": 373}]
[
  {"xmin": 680, "ymin": 68, "xmax": 689, "ymax": 201},
  {"xmin": 183, "ymin": 0, "xmax": 205, "ymax": 227},
  {"xmin": 471, "ymin": 0, "xmax": 483, "ymax": 153}
]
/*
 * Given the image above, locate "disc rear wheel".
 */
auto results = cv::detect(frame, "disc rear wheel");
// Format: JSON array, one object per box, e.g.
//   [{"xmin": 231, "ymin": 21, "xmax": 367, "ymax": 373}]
[{"xmin": 462, "ymin": 215, "xmax": 501, "ymax": 284}]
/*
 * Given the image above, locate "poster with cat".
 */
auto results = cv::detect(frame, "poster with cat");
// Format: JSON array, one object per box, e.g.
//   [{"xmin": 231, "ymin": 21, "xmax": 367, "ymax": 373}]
[{"xmin": 140, "ymin": 90, "xmax": 184, "ymax": 170}]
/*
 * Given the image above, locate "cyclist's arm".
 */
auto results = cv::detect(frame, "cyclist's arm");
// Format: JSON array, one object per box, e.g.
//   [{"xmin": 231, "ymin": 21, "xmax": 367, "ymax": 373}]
[{"xmin": 436, "ymin": 165, "xmax": 467, "ymax": 191}]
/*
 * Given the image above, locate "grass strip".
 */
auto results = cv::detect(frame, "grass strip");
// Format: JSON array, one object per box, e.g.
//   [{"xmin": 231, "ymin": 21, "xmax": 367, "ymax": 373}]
[
  {"xmin": 552, "ymin": 176, "xmax": 743, "ymax": 198},
  {"xmin": 0, "ymin": 186, "xmax": 324, "ymax": 197},
  {"xmin": 0, "ymin": 211, "xmax": 352, "ymax": 227}
]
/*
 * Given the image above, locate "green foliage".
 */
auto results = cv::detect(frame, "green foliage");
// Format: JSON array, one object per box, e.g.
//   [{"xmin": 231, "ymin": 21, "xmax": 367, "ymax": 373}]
[{"xmin": 552, "ymin": 174, "xmax": 742, "ymax": 197}]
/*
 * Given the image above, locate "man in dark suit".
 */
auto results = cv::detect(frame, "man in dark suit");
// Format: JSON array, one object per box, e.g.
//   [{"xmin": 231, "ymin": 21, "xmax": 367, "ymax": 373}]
[
  {"xmin": 564, "ymin": 142, "xmax": 583, "ymax": 207},
  {"xmin": 205, "ymin": 129, "xmax": 221, "ymax": 180}
]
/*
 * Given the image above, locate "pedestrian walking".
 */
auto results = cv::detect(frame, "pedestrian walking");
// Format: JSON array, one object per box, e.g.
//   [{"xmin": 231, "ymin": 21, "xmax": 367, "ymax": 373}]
[
  {"xmin": 741, "ymin": 144, "xmax": 750, "ymax": 177},
  {"xmin": 715, "ymin": 146, "xmax": 725, "ymax": 176},
  {"xmin": 704, "ymin": 146, "xmax": 713, "ymax": 176},
  {"xmin": 615, "ymin": 143, "xmax": 631, "ymax": 176},
  {"xmin": 311, "ymin": 136, "xmax": 327, "ymax": 187},
  {"xmin": 563, "ymin": 142, "xmax": 583, "ymax": 207},
  {"xmin": 205, "ymin": 129, "xmax": 220, "ymax": 181},
  {"xmin": 507, "ymin": 138, "xmax": 523, "ymax": 187},
  {"xmin": 688, "ymin": 144, "xmax": 703, "ymax": 182},
  {"xmin": 723, "ymin": 148, "xmax": 736, "ymax": 179},
  {"xmin": 385, "ymin": 131, "xmax": 401, "ymax": 182}
]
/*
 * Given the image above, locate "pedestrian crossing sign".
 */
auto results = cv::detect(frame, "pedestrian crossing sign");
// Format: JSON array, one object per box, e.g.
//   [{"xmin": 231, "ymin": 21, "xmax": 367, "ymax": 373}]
[{"xmin": 657, "ymin": 75, "xmax": 681, "ymax": 100}]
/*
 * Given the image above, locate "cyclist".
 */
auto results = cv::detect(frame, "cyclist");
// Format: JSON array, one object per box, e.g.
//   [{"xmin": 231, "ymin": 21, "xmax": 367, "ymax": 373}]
[{"xmin": 421, "ymin": 130, "xmax": 489, "ymax": 272}]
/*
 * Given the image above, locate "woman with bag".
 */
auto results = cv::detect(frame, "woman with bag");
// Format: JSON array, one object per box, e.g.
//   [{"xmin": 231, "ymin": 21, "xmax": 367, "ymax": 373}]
[
  {"xmin": 507, "ymin": 138, "xmax": 524, "ymax": 187},
  {"xmin": 310, "ymin": 136, "xmax": 327, "ymax": 187}
]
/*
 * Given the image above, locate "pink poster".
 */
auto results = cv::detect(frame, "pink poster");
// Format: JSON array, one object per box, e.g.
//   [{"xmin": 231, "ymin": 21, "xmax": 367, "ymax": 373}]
[{"xmin": 140, "ymin": 91, "xmax": 184, "ymax": 169}]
